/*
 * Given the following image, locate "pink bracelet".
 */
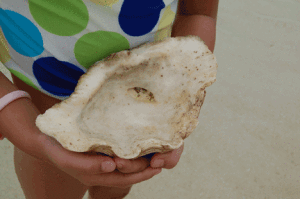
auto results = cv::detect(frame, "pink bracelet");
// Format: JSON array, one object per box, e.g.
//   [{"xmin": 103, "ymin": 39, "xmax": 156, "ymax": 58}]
[
  {"xmin": 0, "ymin": 90, "xmax": 32, "ymax": 111},
  {"xmin": 0, "ymin": 90, "xmax": 31, "ymax": 140}
]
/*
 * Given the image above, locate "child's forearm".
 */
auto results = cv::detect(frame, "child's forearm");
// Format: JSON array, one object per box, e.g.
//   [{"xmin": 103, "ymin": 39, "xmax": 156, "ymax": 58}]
[
  {"xmin": 171, "ymin": 15, "xmax": 217, "ymax": 53},
  {"xmin": 0, "ymin": 72, "xmax": 42, "ymax": 154}
]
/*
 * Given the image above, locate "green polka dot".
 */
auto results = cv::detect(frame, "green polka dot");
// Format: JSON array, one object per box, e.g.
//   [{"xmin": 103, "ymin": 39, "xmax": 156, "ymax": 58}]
[
  {"xmin": 29, "ymin": 0, "xmax": 89, "ymax": 36},
  {"xmin": 8, "ymin": 69, "xmax": 40, "ymax": 91},
  {"xmin": 74, "ymin": 31, "xmax": 130, "ymax": 69},
  {"xmin": 0, "ymin": 30, "xmax": 11, "ymax": 64}
]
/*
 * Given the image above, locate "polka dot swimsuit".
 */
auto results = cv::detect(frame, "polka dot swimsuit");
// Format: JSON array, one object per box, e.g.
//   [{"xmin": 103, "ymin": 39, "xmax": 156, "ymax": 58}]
[{"xmin": 0, "ymin": 0, "xmax": 178, "ymax": 100}]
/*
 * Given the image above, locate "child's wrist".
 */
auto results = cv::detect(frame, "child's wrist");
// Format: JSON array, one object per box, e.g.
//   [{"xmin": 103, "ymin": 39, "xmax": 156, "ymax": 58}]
[
  {"xmin": 171, "ymin": 14, "xmax": 216, "ymax": 52},
  {"xmin": 0, "ymin": 94, "xmax": 42, "ymax": 151}
]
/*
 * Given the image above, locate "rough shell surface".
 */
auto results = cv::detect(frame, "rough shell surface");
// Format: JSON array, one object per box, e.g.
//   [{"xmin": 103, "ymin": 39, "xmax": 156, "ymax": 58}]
[{"xmin": 35, "ymin": 35, "xmax": 218, "ymax": 159}]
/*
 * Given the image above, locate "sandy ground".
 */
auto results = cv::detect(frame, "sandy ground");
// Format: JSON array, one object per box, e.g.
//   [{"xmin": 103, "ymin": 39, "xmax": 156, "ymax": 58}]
[{"xmin": 1, "ymin": 0, "xmax": 300, "ymax": 198}]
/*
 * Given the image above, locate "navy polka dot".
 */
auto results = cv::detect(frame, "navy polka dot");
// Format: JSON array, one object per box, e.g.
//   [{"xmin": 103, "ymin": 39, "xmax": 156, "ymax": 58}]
[
  {"xmin": 33, "ymin": 57, "xmax": 85, "ymax": 96},
  {"xmin": 119, "ymin": 0, "xmax": 165, "ymax": 36}
]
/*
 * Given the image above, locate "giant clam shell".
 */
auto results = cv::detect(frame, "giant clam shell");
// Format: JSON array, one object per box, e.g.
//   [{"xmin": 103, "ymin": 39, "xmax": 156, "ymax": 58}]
[{"xmin": 36, "ymin": 36, "xmax": 218, "ymax": 159}]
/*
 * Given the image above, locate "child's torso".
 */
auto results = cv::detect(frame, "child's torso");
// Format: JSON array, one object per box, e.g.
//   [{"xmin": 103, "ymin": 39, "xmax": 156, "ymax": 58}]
[{"xmin": 0, "ymin": 0, "xmax": 178, "ymax": 101}]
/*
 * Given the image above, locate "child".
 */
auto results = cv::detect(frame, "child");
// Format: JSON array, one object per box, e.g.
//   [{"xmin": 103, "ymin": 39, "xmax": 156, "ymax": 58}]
[{"xmin": 0, "ymin": 0, "xmax": 218, "ymax": 198}]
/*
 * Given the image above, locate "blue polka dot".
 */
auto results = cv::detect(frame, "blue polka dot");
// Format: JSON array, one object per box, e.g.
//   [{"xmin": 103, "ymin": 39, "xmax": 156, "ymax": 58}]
[
  {"xmin": 0, "ymin": 9, "xmax": 44, "ymax": 57},
  {"xmin": 119, "ymin": 0, "xmax": 165, "ymax": 36},
  {"xmin": 33, "ymin": 57, "xmax": 85, "ymax": 96}
]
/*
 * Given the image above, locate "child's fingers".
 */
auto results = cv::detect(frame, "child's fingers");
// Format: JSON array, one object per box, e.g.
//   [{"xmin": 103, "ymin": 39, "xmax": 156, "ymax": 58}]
[
  {"xmin": 88, "ymin": 167, "xmax": 162, "ymax": 188},
  {"xmin": 40, "ymin": 134, "xmax": 116, "ymax": 175},
  {"xmin": 150, "ymin": 143, "xmax": 184, "ymax": 169},
  {"xmin": 114, "ymin": 156, "xmax": 150, "ymax": 174},
  {"xmin": 38, "ymin": 134, "xmax": 162, "ymax": 187}
]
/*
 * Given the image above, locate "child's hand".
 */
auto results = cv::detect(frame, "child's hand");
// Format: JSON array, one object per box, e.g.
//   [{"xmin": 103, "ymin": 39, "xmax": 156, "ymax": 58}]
[
  {"xmin": 38, "ymin": 133, "xmax": 162, "ymax": 188},
  {"xmin": 114, "ymin": 143, "xmax": 184, "ymax": 173}
]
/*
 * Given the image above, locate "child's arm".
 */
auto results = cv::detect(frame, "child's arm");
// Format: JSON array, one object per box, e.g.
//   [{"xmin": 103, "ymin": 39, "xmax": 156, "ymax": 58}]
[
  {"xmin": 171, "ymin": 0, "xmax": 219, "ymax": 52},
  {"xmin": 0, "ymin": 72, "xmax": 43, "ymax": 155},
  {"xmin": 149, "ymin": 0, "xmax": 219, "ymax": 170},
  {"xmin": 0, "ymin": 71, "xmax": 162, "ymax": 187}
]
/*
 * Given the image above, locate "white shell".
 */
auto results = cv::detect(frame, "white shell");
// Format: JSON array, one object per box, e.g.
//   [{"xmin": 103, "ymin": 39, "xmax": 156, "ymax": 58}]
[{"xmin": 36, "ymin": 36, "xmax": 218, "ymax": 159}]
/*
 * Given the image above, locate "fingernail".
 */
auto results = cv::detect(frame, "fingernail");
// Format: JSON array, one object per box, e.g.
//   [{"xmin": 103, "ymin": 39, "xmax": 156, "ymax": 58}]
[
  {"xmin": 153, "ymin": 159, "xmax": 164, "ymax": 168},
  {"xmin": 102, "ymin": 161, "xmax": 114, "ymax": 172}
]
